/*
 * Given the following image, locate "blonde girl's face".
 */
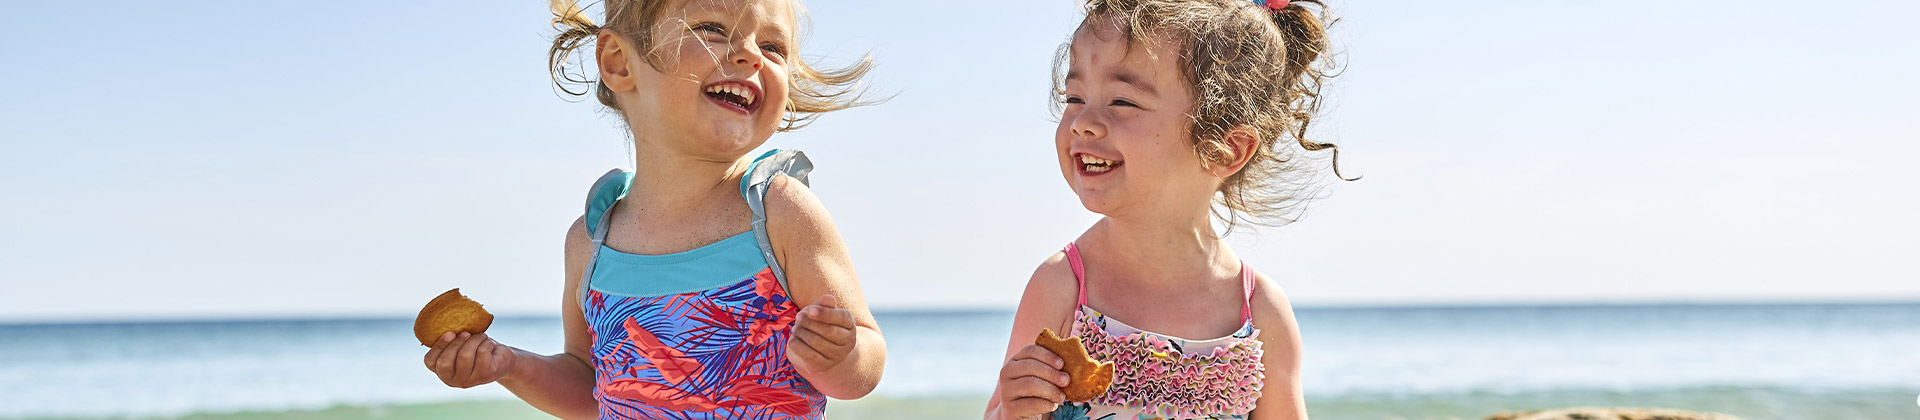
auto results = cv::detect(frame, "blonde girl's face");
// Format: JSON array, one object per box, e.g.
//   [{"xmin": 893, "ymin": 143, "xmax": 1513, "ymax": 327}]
[
  {"xmin": 1056, "ymin": 23, "xmax": 1221, "ymax": 220},
  {"xmin": 621, "ymin": 0, "xmax": 795, "ymax": 159}
]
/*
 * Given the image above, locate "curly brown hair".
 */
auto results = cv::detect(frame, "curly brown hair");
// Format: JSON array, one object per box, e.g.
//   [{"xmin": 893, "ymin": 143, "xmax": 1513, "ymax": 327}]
[
  {"xmin": 547, "ymin": 0, "xmax": 876, "ymax": 131},
  {"xmin": 1054, "ymin": 0, "xmax": 1353, "ymax": 230}
]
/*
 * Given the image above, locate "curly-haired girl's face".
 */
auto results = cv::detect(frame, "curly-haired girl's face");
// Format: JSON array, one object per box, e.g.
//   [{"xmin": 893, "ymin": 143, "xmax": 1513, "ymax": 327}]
[
  {"xmin": 607, "ymin": 0, "xmax": 794, "ymax": 159},
  {"xmin": 1056, "ymin": 23, "xmax": 1221, "ymax": 221}
]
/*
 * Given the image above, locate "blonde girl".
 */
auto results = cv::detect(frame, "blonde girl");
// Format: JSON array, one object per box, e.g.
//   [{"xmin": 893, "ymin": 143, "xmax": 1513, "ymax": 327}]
[{"xmin": 421, "ymin": 0, "xmax": 885, "ymax": 418}]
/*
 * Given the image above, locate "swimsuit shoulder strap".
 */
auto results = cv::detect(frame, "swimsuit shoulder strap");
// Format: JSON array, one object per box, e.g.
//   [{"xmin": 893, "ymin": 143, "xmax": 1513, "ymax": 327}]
[
  {"xmin": 578, "ymin": 168, "xmax": 633, "ymax": 307},
  {"xmin": 741, "ymin": 149, "xmax": 813, "ymax": 295},
  {"xmin": 1064, "ymin": 242, "xmax": 1088, "ymax": 307},
  {"xmin": 1240, "ymin": 261, "xmax": 1256, "ymax": 322}
]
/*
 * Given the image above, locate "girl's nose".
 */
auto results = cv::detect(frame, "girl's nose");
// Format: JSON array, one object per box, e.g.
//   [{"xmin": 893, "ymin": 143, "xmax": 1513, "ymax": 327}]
[
  {"xmin": 729, "ymin": 43, "xmax": 763, "ymax": 70},
  {"xmin": 1070, "ymin": 109, "xmax": 1107, "ymax": 140}
]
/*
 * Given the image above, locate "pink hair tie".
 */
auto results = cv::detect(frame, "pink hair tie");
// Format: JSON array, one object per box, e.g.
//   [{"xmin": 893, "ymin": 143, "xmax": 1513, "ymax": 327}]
[{"xmin": 1264, "ymin": 0, "xmax": 1289, "ymax": 11}]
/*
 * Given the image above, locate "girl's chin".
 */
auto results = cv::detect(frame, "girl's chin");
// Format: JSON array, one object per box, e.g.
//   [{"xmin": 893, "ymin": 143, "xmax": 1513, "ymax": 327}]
[
  {"xmin": 695, "ymin": 124, "xmax": 773, "ymax": 146},
  {"xmin": 1073, "ymin": 191, "xmax": 1120, "ymax": 215}
]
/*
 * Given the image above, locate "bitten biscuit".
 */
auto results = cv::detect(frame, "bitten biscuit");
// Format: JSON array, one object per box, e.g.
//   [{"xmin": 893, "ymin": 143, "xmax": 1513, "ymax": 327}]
[
  {"xmin": 1036, "ymin": 328, "xmax": 1115, "ymax": 402},
  {"xmin": 413, "ymin": 288, "xmax": 493, "ymax": 346}
]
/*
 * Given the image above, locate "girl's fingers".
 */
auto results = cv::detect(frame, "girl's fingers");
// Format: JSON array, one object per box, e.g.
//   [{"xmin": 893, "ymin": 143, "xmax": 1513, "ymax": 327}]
[
  {"xmin": 454, "ymin": 332, "xmax": 486, "ymax": 382},
  {"xmin": 792, "ymin": 322, "xmax": 851, "ymax": 360},
  {"xmin": 1002, "ymin": 358, "xmax": 1071, "ymax": 388},
  {"xmin": 803, "ymin": 305, "xmax": 855, "ymax": 328},
  {"xmin": 786, "ymin": 331, "xmax": 830, "ymax": 368},
  {"xmin": 422, "ymin": 338, "xmax": 448, "ymax": 371},
  {"xmin": 1003, "ymin": 375, "xmax": 1068, "ymax": 405},
  {"xmin": 1003, "ymin": 397, "xmax": 1062, "ymax": 419},
  {"xmin": 1010, "ymin": 344, "xmax": 1066, "ymax": 370},
  {"xmin": 795, "ymin": 314, "xmax": 855, "ymax": 348},
  {"xmin": 433, "ymin": 334, "xmax": 470, "ymax": 383},
  {"xmin": 422, "ymin": 332, "xmax": 456, "ymax": 370}
]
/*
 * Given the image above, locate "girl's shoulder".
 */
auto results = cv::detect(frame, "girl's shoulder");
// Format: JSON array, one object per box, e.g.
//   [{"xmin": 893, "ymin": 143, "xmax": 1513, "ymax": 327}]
[
  {"xmin": 760, "ymin": 172, "xmax": 833, "ymax": 247},
  {"xmin": 1013, "ymin": 250, "xmax": 1082, "ymax": 333},
  {"xmin": 1245, "ymin": 270, "xmax": 1292, "ymax": 317},
  {"xmin": 1027, "ymin": 250, "xmax": 1079, "ymax": 300},
  {"xmin": 760, "ymin": 173, "xmax": 821, "ymax": 221},
  {"xmin": 748, "ymin": 149, "xmax": 822, "ymax": 227},
  {"xmin": 1245, "ymin": 269, "xmax": 1302, "ymax": 349}
]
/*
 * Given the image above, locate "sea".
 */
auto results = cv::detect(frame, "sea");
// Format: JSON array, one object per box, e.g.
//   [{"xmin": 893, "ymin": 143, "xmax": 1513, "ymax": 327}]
[{"xmin": 2, "ymin": 303, "xmax": 1917, "ymax": 420}]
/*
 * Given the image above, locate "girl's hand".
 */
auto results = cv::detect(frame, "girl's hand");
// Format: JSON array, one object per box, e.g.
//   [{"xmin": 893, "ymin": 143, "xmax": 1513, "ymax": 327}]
[
  {"xmin": 785, "ymin": 294, "xmax": 856, "ymax": 375},
  {"xmin": 423, "ymin": 331, "xmax": 517, "ymax": 388},
  {"xmin": 996, "ymin": 344, "xmax": 1072, "ymax": 419}
]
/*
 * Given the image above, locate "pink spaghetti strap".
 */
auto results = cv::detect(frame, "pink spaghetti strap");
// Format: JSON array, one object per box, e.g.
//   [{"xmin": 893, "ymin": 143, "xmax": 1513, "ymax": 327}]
[
  {"xmin": 1065, "ymin": 242, "xmax": 1088, "ymax": 307},
  {"xmin": 1240, "ymin": 261, "xmax": 1256, "ymax": 321}
]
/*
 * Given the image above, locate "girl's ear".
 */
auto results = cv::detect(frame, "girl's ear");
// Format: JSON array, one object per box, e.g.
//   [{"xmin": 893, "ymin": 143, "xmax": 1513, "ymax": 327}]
[
  {"xmin": 596, "ymin": 30, "xmax": 636, "ymax": 93},
  {"xmin": 1206, "ymin": 125, "xmax": 1261, "ymax": 178}
]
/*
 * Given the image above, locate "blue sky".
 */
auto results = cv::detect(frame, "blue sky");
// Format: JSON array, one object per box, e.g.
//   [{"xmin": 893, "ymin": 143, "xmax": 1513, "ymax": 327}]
[{"xmin": 2, "ymin": 0, "xmax": 1916, "ymax": 321}]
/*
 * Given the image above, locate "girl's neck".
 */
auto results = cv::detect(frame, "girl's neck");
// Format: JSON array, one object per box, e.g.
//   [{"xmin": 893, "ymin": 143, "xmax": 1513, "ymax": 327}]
[
  {"xmin": 1085, "ymin": 211, "xmax": 1239, "ymax": 288},
  {"xmin": 626, "ymin": 141, "xmax": 753, "ymax": 211}
]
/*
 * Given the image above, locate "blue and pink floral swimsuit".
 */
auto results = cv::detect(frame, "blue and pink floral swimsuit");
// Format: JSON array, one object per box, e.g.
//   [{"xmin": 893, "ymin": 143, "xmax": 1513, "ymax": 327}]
[{"xmin": 576, "ymin": 150, "xmax": 825, "ymax": 419}]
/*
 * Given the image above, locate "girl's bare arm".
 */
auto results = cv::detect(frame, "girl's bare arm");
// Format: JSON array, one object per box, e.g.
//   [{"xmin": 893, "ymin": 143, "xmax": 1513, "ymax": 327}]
[
  {"xmin": 1247, "ymin": 272, "xmax": 1307, "ymax": 420},
  {"xmin": 765, "ymin": 175, "xmax": 886, "ymax": 399}
]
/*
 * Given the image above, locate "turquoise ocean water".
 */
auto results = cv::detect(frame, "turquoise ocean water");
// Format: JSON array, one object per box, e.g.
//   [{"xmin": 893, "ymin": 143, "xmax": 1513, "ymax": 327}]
[{"xmin": 2, "ymin": 303, "xmax": 1917, "ymax": 419}]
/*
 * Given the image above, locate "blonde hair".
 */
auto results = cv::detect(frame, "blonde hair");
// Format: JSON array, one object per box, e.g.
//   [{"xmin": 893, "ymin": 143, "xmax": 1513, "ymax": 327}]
[
  {"xmin": 547, "ymin": 0, "xmax": 876, "ymax": 130},
  {"xmin": 1055, "ymin": 0, "xmax": 1353, "ymax": 230}
]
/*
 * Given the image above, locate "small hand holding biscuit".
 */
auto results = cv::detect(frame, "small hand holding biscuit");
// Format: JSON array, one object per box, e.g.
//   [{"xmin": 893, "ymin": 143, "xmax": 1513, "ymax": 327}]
[
  {"xmin": 415, "ymin": 289, "xmax": 517, "ymax": 388},
  {"xmin": 996, "ymin": 340, "xmax": 1073, "ymax": 419},
  {"xmin": 786, "ymin": 294, "xmax": 857, "ymax": 376},
  {"xmin": 423, "ymin": 331, "xmax": 518, "ymax": 388}
]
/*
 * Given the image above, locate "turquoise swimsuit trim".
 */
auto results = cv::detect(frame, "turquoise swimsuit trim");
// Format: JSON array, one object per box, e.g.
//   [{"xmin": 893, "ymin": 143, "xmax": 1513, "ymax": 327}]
[{"xmin": 588, "ymin": 231, "xmax": 767, "ymax": 298}]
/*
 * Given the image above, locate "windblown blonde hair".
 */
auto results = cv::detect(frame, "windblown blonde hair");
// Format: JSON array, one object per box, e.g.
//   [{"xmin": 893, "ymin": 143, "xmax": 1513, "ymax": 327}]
[
  {"xmin": 547, "ymin": 0, "xmax": 876, "ymax": 131},
  {"xmin": 1056, "ymin": 0, "xmax": 1354, "ymax": 230}
]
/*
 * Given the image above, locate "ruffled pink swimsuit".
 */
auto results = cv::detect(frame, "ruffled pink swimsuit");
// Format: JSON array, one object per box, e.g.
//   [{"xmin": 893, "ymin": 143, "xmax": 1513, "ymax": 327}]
[{"xmin": 1051, "ymin": 242, "xmax": 1267, "ymax": 420}]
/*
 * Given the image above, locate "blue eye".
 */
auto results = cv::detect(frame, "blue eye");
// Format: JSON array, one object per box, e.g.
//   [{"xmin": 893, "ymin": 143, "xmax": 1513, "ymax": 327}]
[
  {"xmin": 760, "ymin": 43, "xmax": 787, "ymax": 58},
  {"xmin": 694, "ymin": 22, "xmax": 726, "ymax": 36}
]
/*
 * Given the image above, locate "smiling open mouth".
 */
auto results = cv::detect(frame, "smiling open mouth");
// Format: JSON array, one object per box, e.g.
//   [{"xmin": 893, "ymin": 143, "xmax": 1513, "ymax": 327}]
[
  {"xmin": 704, "ymin": 84, "xmax": 757, "ymax": 110},
  {"xmin": 1079, "ymin": 154, "xmax": 1121, "ymax": 173}
]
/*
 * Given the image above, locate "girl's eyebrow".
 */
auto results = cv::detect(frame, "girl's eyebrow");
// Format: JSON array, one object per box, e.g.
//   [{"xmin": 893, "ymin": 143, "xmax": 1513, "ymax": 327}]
[
  {"xmin": 760, "ymin": 23, "xmax": 791, "ymax": 43},
  {"xmin": 1062, "ymin": 69, "xmax": 1158, "ymax": 97},
  {"xmin": 1111, "ymin": 71, "xmax": 1158, "ymax": 96}
]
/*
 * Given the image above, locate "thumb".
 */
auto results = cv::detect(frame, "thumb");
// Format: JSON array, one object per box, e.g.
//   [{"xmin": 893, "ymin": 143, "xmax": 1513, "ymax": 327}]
[{"xmin": 812, "ymin": 293, "xmax": 840, "ymax": 309}]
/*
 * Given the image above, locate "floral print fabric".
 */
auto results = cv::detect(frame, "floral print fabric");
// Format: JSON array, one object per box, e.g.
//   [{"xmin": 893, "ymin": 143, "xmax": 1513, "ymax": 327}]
[{"xmin": 584, "ymin": 267, "xmax": 825, "ymax": 419}]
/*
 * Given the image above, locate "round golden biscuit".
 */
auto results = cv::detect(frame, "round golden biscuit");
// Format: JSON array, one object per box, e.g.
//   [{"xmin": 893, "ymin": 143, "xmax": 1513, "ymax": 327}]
[
  {"xmin": 413, "ymin": 288, "xmax": 493, "ymax": 346},
  {"xmin": 1036, "ymin": 328, "xmax": 1115, "ymax": 402}
]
